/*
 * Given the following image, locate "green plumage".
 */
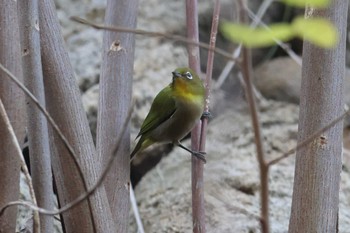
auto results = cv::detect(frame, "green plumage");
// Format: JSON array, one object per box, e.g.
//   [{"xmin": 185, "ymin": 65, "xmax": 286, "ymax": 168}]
[
  {"xmin": 130, "ymin": 67, "xmax": 206, "ymax": 162},
  {"xmin": 136, "ymin": 85, "xmax": 176, "ymax": 138}
]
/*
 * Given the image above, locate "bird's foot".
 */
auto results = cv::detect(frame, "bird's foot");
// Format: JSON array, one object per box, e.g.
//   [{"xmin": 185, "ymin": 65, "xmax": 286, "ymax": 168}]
[
  {"xmin": 201, "ymin": 111, "xmax": 212, "ymax": 120},
  {"xmin": 176, "ymin": 142, "xmax": 207, "ymax": 163},
  {"xmin": 192, "ymin": 151, "xmax": 207, "ymax": 163}
]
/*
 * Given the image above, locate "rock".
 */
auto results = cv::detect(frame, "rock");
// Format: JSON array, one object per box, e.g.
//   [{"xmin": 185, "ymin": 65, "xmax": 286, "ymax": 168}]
[
  {"xmin": 254, "ymin": 57, "xmax": 350, "ymax": 126},
  {"xmin": 254, "ymin": 57, "xmax": 301, "ymax": 104},
  {"xmin": 254, "ymin": 57, "xmax": 350, "ymax": 106},
  {"xmin": 17, "ymin": 173, "xmax": 63, "ymax": 233}
]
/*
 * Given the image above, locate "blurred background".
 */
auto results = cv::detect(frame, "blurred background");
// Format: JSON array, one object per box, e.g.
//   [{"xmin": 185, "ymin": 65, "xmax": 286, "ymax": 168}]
[{"xmin": 18, "ymin": 0, "xmax": 350, "ymax": 232}]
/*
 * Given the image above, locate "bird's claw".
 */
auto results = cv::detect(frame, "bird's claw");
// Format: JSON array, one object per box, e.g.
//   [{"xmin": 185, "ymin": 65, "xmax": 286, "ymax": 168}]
[
  {"xmin": 201, "ymin": 111, "xmax": 212, "ymax": 120},
  {"xmin": 192, "ymin": 151, "xmax": 207, "ymax": 163}
]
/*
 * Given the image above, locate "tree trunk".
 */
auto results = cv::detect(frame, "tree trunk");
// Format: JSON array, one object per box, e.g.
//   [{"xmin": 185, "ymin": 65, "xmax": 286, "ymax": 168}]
[
  {"xmin": 288, "ymin": 1, "xmax": 348, "ymax": 232},
  {"xmin": 0, "ymin": 0, "xmax": 25, "ymax": 232},
  {"xmin": 39, "ymin": 0, "xmax": 116, "ymax": 231},
  {"xmin": 96, "ymin": 0, "xmax": 138, "ymax": 231},
  {"xmin": 18, "ymin": 0, "xmax": 54, "ymax": 231}
]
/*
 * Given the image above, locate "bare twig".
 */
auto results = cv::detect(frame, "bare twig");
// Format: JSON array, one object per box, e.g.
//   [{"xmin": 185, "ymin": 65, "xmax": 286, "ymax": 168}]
[
  {"xmin": 241, "ymin": 43, "xmax": 270, "ymax": 233},
  {"xmin": 203, "ymin": 0, "xmax": 220, "ymax": 121},
  {"xmin": 0, "ymin": 100, "xmax": 40, "ymax": 233},
  {"xmin": 237, "ymin": 0, "xmax": 269, "ymax": 232},
  {"xmin": 268, "ymin": 110, "xmax": 349, "ymax": 166},
  {"xmin": 130, "ymin": 186, "xmax": 145, "ymax": 233},
  {"xmin": 70, "ymin": 16, "xmax": 239, "ymax": 64},
  {"xmin": 0, "ymin": 104, "xmax": 133, "ymax": 217}
]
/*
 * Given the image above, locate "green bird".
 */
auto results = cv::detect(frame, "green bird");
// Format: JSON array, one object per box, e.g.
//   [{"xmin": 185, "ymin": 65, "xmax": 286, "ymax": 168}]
[{"xmin": 130, "ymin": 67, "xmax": 207, "ymax": 163}]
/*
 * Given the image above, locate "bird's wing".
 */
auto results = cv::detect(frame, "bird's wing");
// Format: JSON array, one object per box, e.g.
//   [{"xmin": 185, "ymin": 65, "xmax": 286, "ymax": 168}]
[{"xmin": 136, "ymin": 85, "xmax": 176, "ymax": 138}]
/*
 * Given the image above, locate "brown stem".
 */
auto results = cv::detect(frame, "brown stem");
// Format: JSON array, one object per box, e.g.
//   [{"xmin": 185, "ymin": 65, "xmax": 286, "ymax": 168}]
[
  {"xmin": 237, "ymin": 0, "xmax": 269, "ymax": 232},
  {"xmin": 241, "ymin": 45, "xmax": 270, "ymax": 233},
  {"xmin": 201, "ymin": 0, "xmax": 221, "ymax": 149},
  {"xmin": 186, "ymin": 0, "xmax": 206, "ymax": 232}
]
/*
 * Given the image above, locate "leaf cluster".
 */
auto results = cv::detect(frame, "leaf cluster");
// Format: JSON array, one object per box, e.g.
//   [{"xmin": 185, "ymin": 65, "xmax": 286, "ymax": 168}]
[{"xmin": 221, "ymin": 0, "xmax": 337, "ymax": 48}]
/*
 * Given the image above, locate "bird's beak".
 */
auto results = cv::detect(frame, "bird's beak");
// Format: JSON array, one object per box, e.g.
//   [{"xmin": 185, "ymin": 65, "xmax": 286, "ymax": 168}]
[{"xmin": 172, "ymin": 71, "xmax": 181, "ymax": 79}]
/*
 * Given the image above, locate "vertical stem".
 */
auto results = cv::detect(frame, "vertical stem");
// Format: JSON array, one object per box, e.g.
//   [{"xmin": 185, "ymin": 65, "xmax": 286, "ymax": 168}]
[
  {"xmin": 186, "ymin": 1, "xmax": 205, "ymax": 233},
  {"xmin": 201, "ymin": 0, "xmax": 220, "ymax": 150},
  {"xmin": 186, "ymin": 0, "xmax": 201, "ymax": 73},
  {"xmin": 187, "ymin": 1, "xmax": 220, "ymax": 232},
  {"xmin": 241, "ymin": 45, "xmax": 270, "ymax": 233},
  {"xmin": 0, "ymin": 0, "xmax": 25, "ymax": 231},
  {"xmin": 96, "ymin": 0, "xmax": 138, "ymax": 231},
  {"xmin": 238, "ymin": 0, "xmax": 269, "ymax": 232},
  {"xmin": 18, "ymin": 0, "xmax": 54, "ymax": 231},
  {"xmin": 39, "ymin": 0, "xmax": 116, "ymax": 231}
]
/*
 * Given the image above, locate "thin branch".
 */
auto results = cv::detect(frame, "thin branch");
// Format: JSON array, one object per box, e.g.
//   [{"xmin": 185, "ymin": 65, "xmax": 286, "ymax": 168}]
[
  {"xmin": 203, "ymin": 0, "xmax": 220, "ymax": 119},
  {"xmin": 0, "ymin": 100, "xmax": 40, "ymax": 233},
  {"xmin": 130, "ymin": 186, "xmax": 145, "ymax": 233},
  {"xmin": 197, "ymin": 0, "xmax": 221, "ymax": 156},
  {"xmin": 199, "ymin": 0, "xmax": 220, "ymax": 155},
  {"xmin": 70, "ymin": 16, "xmax": 239, "ymax": 64},
  {"xmin": 0, "ymin": 104, "xmax": 133, "ymax": 217},
  {"xmin": 268, "ymin": 110, "xmax": 349, "ymax": 166},
  {"xmin": 237, "ymin": 0, "xmax": 269, "ymax": 232},
  {"xmin": 241, "ymin": 42, "xmax": 270, "ymax": 233},
  {"xmin": 185, "ymin": 0, "xmax": 205, "ymax": 232}
]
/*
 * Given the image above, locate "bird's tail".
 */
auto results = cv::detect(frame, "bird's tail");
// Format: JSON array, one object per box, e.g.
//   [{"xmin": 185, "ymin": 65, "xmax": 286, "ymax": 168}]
[{"xmin": 130, "ymin": 137, "xmax": 154, "ymax": 162}]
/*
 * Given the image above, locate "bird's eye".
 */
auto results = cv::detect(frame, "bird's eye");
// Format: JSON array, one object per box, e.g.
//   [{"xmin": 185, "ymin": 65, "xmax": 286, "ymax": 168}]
[{"xmin": 184, "ymin": 71, "xmax": 193, "ymax": 80}]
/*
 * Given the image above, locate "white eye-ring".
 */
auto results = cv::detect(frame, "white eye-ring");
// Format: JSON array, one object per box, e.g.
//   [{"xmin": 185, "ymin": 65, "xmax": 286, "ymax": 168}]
[{"xmin": 185, "ymin": 71, "xmax": 193, "ymax": 79}]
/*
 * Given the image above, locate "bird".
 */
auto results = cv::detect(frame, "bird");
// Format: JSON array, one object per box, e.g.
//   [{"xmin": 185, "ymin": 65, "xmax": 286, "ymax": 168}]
[{"xmin": 130, "ymin": 67, "xmax": 207, "ymax": 163}]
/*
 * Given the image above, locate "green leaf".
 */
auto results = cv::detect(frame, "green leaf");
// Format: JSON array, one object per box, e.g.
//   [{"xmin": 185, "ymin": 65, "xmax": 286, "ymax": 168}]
[
  {"xmin": 281, "ymin": 0, "xmax": 330, "ymax": 8},
  {"xmin": 220, "ymin": 21, "xmax": 294, "ymax": 48},
  {"xmin": 292, "ymin": 17, "xmax": 338, "ymax": 48}
]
